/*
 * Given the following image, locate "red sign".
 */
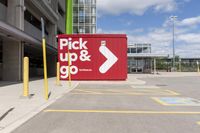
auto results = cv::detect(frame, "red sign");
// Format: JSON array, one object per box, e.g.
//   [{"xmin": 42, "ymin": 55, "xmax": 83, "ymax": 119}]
[{"xmin": 58, "ymin": 34, "xmax": 127, "ymax": 80}]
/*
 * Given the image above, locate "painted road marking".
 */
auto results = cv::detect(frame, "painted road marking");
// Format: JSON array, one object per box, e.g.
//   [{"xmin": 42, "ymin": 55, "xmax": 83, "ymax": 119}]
[
  {"xmin": 75, "ymin": 89, "xmax": 103, "ymax": 94},
  {"xmin": 165, "ymin": 90, "xmax": 180, "ymax": 95},
  {"xmin": 44, "ymin": 109, "xmax": 200, "ymax": 115},
  {"xmin": 197, "ymin": 121, "xmax": 200, "ymax": 125},
  {"xmin": 71, "ymin": 88, "xmax": 180, "ymax": 96},
  {"xmin": 152, "ymin": 97, "xmax": 170, "ymax": 106},
  {"xmin": 152, "ymin": 97, "xmax": 200, "ymax": 106},
  {"xmin": 70, "ymin": 92, "xmax": 144, "ymax": 95}
]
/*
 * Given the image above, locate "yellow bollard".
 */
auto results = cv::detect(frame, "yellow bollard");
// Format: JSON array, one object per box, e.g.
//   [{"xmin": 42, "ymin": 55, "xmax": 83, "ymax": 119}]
[
  {"xmin": 56, "ymin": 62, "xmax": 61, "ymax": 85},
  {"xmin": 23, "ymin": 57, "xmax": 29, "ymax": 97},
  {"xmin": 42, "ymin": 38, "xmax": 49, "ymax": 100}
]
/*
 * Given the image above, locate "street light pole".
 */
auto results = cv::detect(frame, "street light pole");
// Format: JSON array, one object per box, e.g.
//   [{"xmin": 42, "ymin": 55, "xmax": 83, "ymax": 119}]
[{"xmin": 170, "ymin": 16, "xmax": 177, "ymax": 71}]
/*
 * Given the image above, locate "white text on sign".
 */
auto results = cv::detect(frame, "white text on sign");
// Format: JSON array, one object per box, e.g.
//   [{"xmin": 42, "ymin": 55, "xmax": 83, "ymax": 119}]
[{"xmin": 59, "ymin": 38, "xmax": 91, "ymax": 78}]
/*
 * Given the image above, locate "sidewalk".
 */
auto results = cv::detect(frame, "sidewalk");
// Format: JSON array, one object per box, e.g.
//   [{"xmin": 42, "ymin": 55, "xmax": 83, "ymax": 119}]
[
  {"xmin": 0, "ymin": 78, "xmax": 78, "ymax": 133},
  {"xmin": 130, "ymin": 72, "xmax": 200, "ymax": 78}
]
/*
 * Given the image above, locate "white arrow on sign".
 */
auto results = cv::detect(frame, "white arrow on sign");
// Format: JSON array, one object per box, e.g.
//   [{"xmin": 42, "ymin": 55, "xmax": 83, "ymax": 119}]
[{"xmin": 99, "ymin": 42, "xmax": 118, "ymax": 74}]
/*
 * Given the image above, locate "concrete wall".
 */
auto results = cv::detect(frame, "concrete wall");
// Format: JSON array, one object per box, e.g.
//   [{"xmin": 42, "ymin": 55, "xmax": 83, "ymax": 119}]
[
  {"xmin": 0, "ymin": 63, "xmax": 2, "ymax": 80},
  {"xmin": 46, "ymin": 23, "xmax": 57, "ymax": 47},
  {"xmin": 29, "ymin": 67, "xmax": 43, "ymax": 77},
  {"xmin": 3, "ymin": 41, "xmax": 23, "ymax": 81},
  {"xmin": 47, "ymin": 54, "xmax": 57, "ymax": 77},
  {"xmin": 58, "ymin": 13, "xmax": 65, "ymax": 33},
  {"xmin": 7, "ymin": 0, "xmax": 24, "ymax": 30},
  {"xmin": 57, "ymin": 0, "xmax": 66, "ymax": 33},
  {"xmin": 50, "ymin": 0, "xmax": 58, "ymax": 12},
  {"xmin": 0, "ymin": 3, "xmax": 7, "ymax": 21},
  {"xmin": 59, "ymin": 0, "xmax": 65, "ymax": 12},
  {"xmin": 24, "ymin": 20, "xmax": 42, "ymax": 41}
]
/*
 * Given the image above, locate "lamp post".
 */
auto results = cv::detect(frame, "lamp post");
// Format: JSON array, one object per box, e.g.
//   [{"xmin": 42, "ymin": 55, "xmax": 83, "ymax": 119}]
[{"xmin": 170, "ymin": 16, "xmax": 177, "ymax": 71}]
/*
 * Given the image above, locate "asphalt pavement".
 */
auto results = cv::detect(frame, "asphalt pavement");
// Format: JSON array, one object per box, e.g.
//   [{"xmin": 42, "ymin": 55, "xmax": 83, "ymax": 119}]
[{"xmin": 12, "ymin": 75, "xmax": 200, "ymax": 133}]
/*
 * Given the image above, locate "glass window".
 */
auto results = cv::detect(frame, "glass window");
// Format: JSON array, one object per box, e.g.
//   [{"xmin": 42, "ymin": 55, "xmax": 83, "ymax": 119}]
[
  {"xmin": 79, "ymin": 7, "xmax": 84, "ymax": 14},
  {"xmin": 92, "ymin": 0, "xmax": 96, "ymax": 4},
  {"xmin": 85, "ymin": 26, "xmax": 90, "ymax": 33},
  {"xmin": 127, "ymin": 48, "xmax": 131, "ymax": 53},
  {"xmin": 85, "ymin": 7, "xmax": 91, "ymax": 15},
  {"xmin": 142, "ymin": 47, "xmax": 149, "ymax": 53},
  {"xmin": 79, "ymin": 0, "xmax": 85, "ymax": 4},
  {"xmin": 85, "ymin": 0, "xmax": 91, "ymax": 4},
  {"xmin": 73, "ymin": 0, "xmax": 78, "ymax": 4},
  {"xmin": 91, "ymin": 16, "xmax": 96, "ymax": 24},
  {"xmin": 137, "ymin": 47, "xmax": 143, "ymax": 53},
  {"xmin": 79, "ymin": 16, "xmax": 84, "ymax": 23},
  {"xmin": 73, "ymin": 16, "xmax": 78, "ymax": 23},
  {"xmin": 79, "ymin": 27, "xmax": 85, "ymax": 33},
  {"xmin": 73, "ymin": 7, "xmax": 78, "ymax": 15},
  {"xmin": 85, "ymin": 16, "xmax": 90, "ymax": 23},
  {"xmin": 73, "ymin": 26, "xmax": 79, "ymax": 33},
  {"xmin": 131, "ymin": 48, "xmax": 136, "ymax": 53}
]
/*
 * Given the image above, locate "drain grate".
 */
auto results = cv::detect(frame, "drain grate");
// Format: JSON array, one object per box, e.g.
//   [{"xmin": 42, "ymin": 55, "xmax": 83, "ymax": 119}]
[{"xmin": 156, "ymin": 84, "xmax": 167, "ymax": 87}]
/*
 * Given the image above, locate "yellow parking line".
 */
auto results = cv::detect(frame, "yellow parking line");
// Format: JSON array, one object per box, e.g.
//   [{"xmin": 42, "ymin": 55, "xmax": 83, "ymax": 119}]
[
  {"xmin": 44, "ymin": 109, "xmax": 200, "ymax": 115},
  {"xmin": 70, "ymin": 92, "xmax": 178, "ymax": 96},
  {"xmin": 197, "ymin": 121, "xmax": 200, "ymax": 125},
  {"xmin": 75, "ymin": 89, "xmax": 103, "ymax": 94},
  {"xmin": 151, "ymin": 97, "xmax": 170, "ymax": 106},
  {"xmin": 74, "ymin": 89, "xmax": 180, "ymax": 96},
  {"xmin": 165, "ymin": 90, "xmax": 180, "ymax": 95},
  {"xmin": 70, "ymin": 92, "xmax": 143, "ymax": 95}
]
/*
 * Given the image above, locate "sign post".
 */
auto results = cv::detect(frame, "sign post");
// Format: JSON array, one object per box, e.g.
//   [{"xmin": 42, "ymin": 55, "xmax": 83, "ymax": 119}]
[{"xmin": 41, "ymin": 18, "xmax": 49, "ymax": 100}]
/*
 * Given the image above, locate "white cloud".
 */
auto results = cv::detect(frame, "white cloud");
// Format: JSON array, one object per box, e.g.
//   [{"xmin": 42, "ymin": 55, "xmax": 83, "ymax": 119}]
[
  {"xmin": 177, "ymin": 33, "xmax": 200, "ymax": 43},
  {"xmin": 178, "ymin": 16, "xmax": 200, "ymax": 27},
  {"xmin": 97, "ymin": 0, "xmax": 177, "ymax": 15},
  {"xmin": 98, "ymin": 16, "xmax": 200, "ymax": 58}
]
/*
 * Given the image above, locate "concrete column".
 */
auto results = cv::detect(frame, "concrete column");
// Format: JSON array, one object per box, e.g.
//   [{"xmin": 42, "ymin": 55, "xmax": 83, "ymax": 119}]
[
  {"xmin": 150, "ymin": 59, "xmax": 153, "ymax": 74},
  {"xmin": 47, "ymin": 54, "xmax": 57, "ymax": 77},
  {"xmin": 179, "ymin": 58, "xmax": 182, "ymax": 72},
  {"xmin": 3, "ymin": 41, "xmax": 24, "ymax": 81},
  {"xmin": 154, "ymin": 58, "xmax": 157, "ymax": 74},
  {"xmin": 47, "ymin": 23, "xmax": 57, "ymax": 48},
  {"xmin": 7, "ymin": 0, "xmax": 24, "ymax": 30}
]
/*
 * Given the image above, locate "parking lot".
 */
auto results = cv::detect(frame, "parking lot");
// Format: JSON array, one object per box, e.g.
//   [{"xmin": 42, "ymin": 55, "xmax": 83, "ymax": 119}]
[{"xmin": 13, "ymin": 74, "xmax": 200, "ymax": 133}]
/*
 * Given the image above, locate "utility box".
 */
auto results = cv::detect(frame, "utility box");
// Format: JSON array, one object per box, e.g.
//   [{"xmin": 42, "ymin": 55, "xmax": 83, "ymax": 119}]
[{"xmin": 57, "ymin": 34, "xmax": 127, "ymax": 80}]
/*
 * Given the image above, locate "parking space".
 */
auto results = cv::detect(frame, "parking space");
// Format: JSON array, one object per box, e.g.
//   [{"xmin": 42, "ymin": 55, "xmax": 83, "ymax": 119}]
[
  {"xmin": 70, "ymin": 84, "xmax": 180, "ymax": 96},
  {"xmin": 13, "ymin": 76, "xmax": 200, "ymax": 133},
  {"xmin": 70, "ymin": 88, "xmax": 179, "ymax": 95}
]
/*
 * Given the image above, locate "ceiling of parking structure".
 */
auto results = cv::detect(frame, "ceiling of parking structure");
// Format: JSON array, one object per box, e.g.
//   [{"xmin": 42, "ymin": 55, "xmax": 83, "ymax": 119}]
[{"xmin": 0, "ymin": 20, "xmax": 57, "ymax": 55}]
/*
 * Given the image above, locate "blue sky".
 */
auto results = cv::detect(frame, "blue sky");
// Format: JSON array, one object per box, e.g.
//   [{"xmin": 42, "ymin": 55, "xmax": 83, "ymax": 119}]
[{"xmin": 97, "ymin": 0, "xmax": 200, "ymax": 57}]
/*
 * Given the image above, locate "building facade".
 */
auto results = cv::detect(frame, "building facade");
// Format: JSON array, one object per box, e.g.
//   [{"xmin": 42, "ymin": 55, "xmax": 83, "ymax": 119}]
[
  {"xmin": 72, "ymin": 0, "xmax": 96, "ymax": 34},
  {"xmin": 0, "ymin": 0, "xmax": 66, "ymax": 81},
  {"xmin": 128, "ymin": 43, "xmax": 152, "ymax": 73},
  {"xmin": 128, "ymin": 43, "xmax": 167, "ymax": 73}
]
